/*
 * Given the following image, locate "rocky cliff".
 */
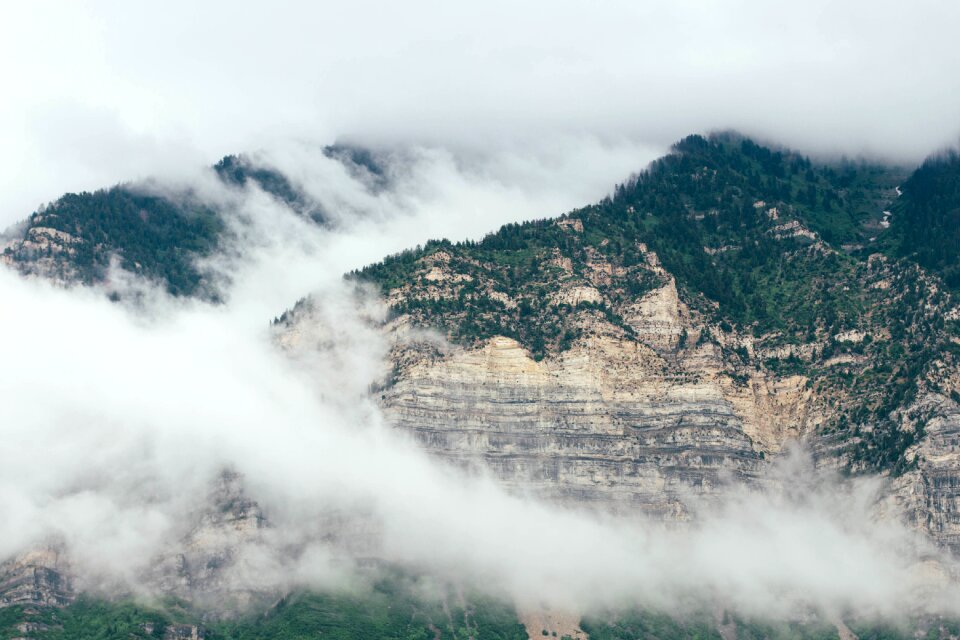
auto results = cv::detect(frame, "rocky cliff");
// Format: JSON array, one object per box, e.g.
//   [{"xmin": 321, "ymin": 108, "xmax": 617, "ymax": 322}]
[
  {"xmin": 0, "ymin": 549, "xmax": 74, "ymax": 609},
  {"xmin": 379, "ymin": 280, "xmax": 779, "ymax": 518}
]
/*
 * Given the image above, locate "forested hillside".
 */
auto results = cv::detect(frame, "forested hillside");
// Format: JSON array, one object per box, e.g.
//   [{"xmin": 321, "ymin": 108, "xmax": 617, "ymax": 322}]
[
  {"xmin": 886, "ymin": 150, "xmax": 960, "ymax": 289},
  {"xmin": 1, "ymin": 187, "xmax": 223, "ymax": 296}
]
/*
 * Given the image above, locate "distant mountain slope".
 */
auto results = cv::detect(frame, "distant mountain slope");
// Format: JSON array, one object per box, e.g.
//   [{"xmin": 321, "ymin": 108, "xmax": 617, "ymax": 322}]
[
  {"xmin": 4, "ymin": 133, "xmax": 957, "ymax": 481},
  {"xmin": 215, "ymin": 154, "xmax": 327, "ymax": 222},
  {"xmin": 361, "ymin": 134, "xmax": 908, "ymax": 347}
]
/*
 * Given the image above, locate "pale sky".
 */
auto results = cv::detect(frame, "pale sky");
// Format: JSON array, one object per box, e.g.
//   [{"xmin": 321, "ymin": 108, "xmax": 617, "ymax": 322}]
[{"xmin": 1, "ymin": 0, "xmax": 959, "ymax": 224}]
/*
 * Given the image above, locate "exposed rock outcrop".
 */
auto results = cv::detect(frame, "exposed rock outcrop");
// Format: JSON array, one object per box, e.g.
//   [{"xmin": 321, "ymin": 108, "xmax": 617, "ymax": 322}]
[
  {"xmin": 0, "ymin": 548, "xmax": 73, "ymax": 608},
  {"xmin": 371, "ymin": 273, "xmax": 826, "ymax": 519}
]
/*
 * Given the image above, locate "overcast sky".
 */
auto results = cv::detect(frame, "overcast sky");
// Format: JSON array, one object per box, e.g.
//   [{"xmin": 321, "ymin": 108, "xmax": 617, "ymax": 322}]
[{"xmin": 2, "ymin": 0, "xmax": 959, "ymax": 225}]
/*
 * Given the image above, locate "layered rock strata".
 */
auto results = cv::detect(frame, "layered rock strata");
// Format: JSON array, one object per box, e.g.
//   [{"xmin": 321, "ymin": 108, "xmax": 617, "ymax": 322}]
[{"xmin": 371, "ymin": 274, "xmax": 829, "ymax": 520}]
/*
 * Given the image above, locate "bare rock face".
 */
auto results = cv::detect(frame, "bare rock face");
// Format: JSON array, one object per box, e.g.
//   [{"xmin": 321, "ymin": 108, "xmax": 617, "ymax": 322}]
[
  {"xmin": 518, "ymin": 606, "xmax": 586, "ymax": 640},
  {"xmin": 0, "ymin": 473, "xmax": 273, "ymax": 621},
  {"xmin": 0, "ymin": 548, "xmax": 73, "ymax": 608},
  {"xmin": 378, "ymin": 278, "xmax": 819, "ymax": 519},
  {"xmin": 621, "ymin": 277, "xmax": 686, "ymax": 352},
  {"xmin": 725, "ymin": 373, "xmax": 819, "ymax": 455},
  {"xmin": 0, "ymin": 222, "xmax": 82, "ymax": 285},
  {"xmin": 141, "ymin": 622, "xmax": 208, "ymax": 639},
  {"xmin": 346, "ymin": 255, "xmax": 959, "ymax": 563},
  {"xmin": 384, "ymin": 334, "xmax": 763, "ymax": 517},
  {"xmin": 378, "ymin": 315, "xmax": 960, "ymax": 561}
]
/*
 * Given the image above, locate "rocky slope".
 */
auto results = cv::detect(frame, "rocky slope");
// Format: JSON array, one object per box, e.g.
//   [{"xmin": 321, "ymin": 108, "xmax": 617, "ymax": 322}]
[{"xmin": 0, "ymin": 549, "xmax": 73, "ymax": 609}]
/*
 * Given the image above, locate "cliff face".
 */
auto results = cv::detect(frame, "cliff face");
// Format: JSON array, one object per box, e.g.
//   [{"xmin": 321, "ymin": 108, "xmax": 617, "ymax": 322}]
[
  {"xmin": 364, "ymin": 284, "xmax": 960, "ymax": 553},
  {"xmin": 0, "ymin": 474, "xmax": 268, "ymax": 623},
  {"xmin": 349, "ymin": 213, "xmax": 835, "ymax": 520},
  {"xmin": 379, "ymin": 279, "xmax": 806, "ymax": 518},
  {"xmin": 0, "ymin": 549, "xmax": 74, "ymax": 609},
  {"xmin": 145, "ymin": 472, "xmax": 269, "ymax": 613}
]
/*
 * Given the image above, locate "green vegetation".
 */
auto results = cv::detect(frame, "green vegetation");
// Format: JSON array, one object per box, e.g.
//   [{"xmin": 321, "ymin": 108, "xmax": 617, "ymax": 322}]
[
  {"xmin": 732, "ymin": 616, "xmax": 841, "ymax": 640},
  {"xmin": 358, "ymin": 226, "xmax": 664, "ymax": 361},
  {"xmin": 581, "ymin": 608, "xmax": 723, "ymax": 640},
  {"xmin": 7, "ymin": 597, "xmax": 960, "ymax": 640},
  {"xmin": 581, "ymin": 610, "xmax": 960, "ymax": 640},
  {"xmin": 212, "ymin": 582, "xmax": 525, "ymax": 640},
  {"xmin": 50, "ymin": 598, "xmax": 174, "ymax": 639},
  {"xmin": 324, "ymin": 143, "xmax": 389, "ymax": 187},
  {"xmin": 0, "ymin": 597, "xmax": 207, "ymax": 639},
  {"xmin": 597, "ymin": 133, "xmax": 901, "ymax": 333},
  {"xmin": 0, "ymin": 605, "xmax": 39, "ymax": 639},
  {"xmin": 0, "ymin": 573, "xmax": 526, "ymax": 640},
  {"xmin": 360, "ymin": 134, "xmax": 904, "ymax": 350},
  {"xmin": 2, "ymin": 153, "xmax": 325, "ymax": 297},
  {"xmin": 849, "ymin": 619, "xmax": 960, "ymax": 640}
]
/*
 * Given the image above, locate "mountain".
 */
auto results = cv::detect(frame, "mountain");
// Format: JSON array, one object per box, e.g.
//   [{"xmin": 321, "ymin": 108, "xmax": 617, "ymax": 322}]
[
  {"xmin": 0, "ymin": 144, "xmax": 383, "ymax": 296},
  {"xmin": 338, "ymin": 133, "xmax": 959, "ymax": 519},
  {"xmin": 4, "ymin": 133, "xmax": 960, "ymax": 639}
]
